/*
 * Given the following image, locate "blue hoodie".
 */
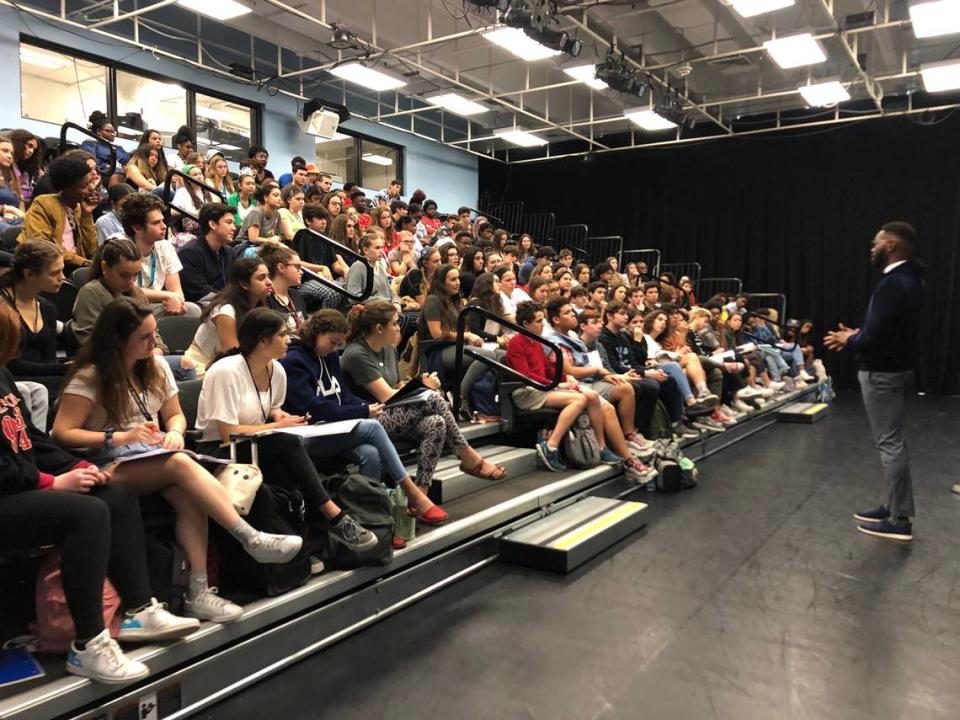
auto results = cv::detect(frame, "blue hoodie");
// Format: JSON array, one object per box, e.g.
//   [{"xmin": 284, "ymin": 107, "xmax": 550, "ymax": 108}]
[{"xmin": 280, "ymin": 339, "xmax": 369, "ymax": 422}]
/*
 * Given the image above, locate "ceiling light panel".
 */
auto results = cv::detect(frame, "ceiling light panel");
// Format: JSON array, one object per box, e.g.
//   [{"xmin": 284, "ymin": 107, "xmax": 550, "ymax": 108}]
[
  {"xmin": 426, "ymin": 93, "xmax": 488, "ymax": 116},
  {"xmin": 484, "ymin": 27, "xmax": 562, "ymax": 61},
  {"xmin": 920, "ymin": 59, "xmax": 960, "ymax": 91},
  {"xmin": 798, "ymin": 81, "xmax": 850, "ymax": 106},
  {"xmin": 763, "ymin": 33, "xmax": 828, "ymax": 69},
  {"xmin": 910, "ymin": 0, "xmax": 960, "ymax": 38},
  {"xmin": 730, "ymin": 0, "xmax": 795, "ymax": 17},
  {"xmin": 329, "ymin": 62, "xmax": 407, "ymax": 91},
  {"xmin": 177, "ymin": 0, "xmax": 251, "ymax": 20},
  {"xmin": 623, "ymin": 109, "xmax": 677, "ymax": 131},
  {"xmin": 493, "ymin": 128, "xmax": 549, "ymax": 147},
  {"xmin": 563, "ymin": 64, "xmax": 608, "ymax": 89},
  {"xmin": 362, "ymin": 153, "xmax": 393, "ymax": 166}
]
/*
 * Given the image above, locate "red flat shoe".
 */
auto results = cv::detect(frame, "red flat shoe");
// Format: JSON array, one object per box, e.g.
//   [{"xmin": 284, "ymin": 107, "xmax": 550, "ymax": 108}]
[
  {"xmin": 392, "ymin": 536, "xmax": 407, "ymax": 550},
  {"xmin": 407, "ymin": 504, "xmax": 449, "ymax": 526}
]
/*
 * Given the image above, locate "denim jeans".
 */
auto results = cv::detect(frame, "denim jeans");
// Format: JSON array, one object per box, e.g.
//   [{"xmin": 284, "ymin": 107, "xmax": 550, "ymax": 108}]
[
  {"xmin": 657, "ymin": 361, "xmax": 694, "ymax": 402},
  {"xmin": 162, "ymin": 355, "xmax": 197, "ymax": 381},
  {"xmin": 305, "ymin": 418, "xmax": 408, "ymax": 487}
]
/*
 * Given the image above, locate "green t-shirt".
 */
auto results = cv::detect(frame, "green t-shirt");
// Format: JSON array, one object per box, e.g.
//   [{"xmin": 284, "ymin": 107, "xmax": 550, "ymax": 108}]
[{"xmin": 341, "ymin": 340, "xmax": 400, "ymax": 403}]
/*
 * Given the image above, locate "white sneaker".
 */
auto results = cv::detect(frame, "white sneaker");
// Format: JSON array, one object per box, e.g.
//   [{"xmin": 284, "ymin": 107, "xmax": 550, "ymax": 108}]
[
  {"xmin": 721, "ymin": 404, "xmax": 744, "ymax": 419},
  {"xmin": 766, "ymin": 380, "xmax": 786, "ymax": 392},
  {"xmin": 738, "ymin": 385, "xmax": 760, "ymax": 399},
  {"xmin": 67, "ymin": 629, "xmax": 149, "ymax": 685},
  {"xmin": 117, "ymin": 598, "xmax": 201, "ymax": 642},
  {"xmin": 732, "ymin": 399, "xmax": 754, "ymax": 414},
  {"xmin": 183, "ymin": 587, "xmax": 243, "ymax": 624},
  {"xmin": 755, "ymin": 386, "xmax": 775, "ymax": 398},
  {"xmin": 625, "ymin": 434, "xmax": 655, "ymax": 455},
  {"xmin": 799, "ymin": 370, "xmax": 815, "ymax": 383},
  {"xmin": 244, "ymin": 531, "xmax": 303, "ymax": 564}
]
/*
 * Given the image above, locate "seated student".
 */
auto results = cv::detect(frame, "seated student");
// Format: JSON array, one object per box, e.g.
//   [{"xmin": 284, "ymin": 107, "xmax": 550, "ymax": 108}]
[
  {"xmin": 227, "ymin": 169, "xmax": 258, "ymax": 229},
  {"xmin": 586, "ymin": 281, "xmax": 608, "ymax": 313},
  {"xmin": 722, "ymin": 311, "xmax": 777, "ymax": 399},
  {"xmin": 170, "ymin": 164, "xmax": 215, "ymax": 241},
  {"xmin": 459, "ymin": 245, "xmax": 485, "ymax": 299},
  {"xmin": 528, "ymin": 261, "xmax": 553, "ymax": 287},
  {"xmin": 742, "ymin": 314, "xmax": 790, "ymax": 387},
  {"xmin": 570, "ymin": 285, "xmax": 589, "ymax": 314},
  {"xmin": 627, "ymin": 285, "xmax": 644, "ymax": 313},
  {"xmin": 0, "ymin": 303, "xmax": 200, "ymax": 683},
  {"xmin": 124, "ymin": 142, "xmax": 166, "ymax": 193},
  {"xmin": 641, "ymin": 281, "xmax": 660, "ymax": 313},
  {"xmin": 749, "ymin": 308, "xmax": 808, "ymax": 380},
  {"xmin": 484, "ymin": 250, "xmax": 502, "ymax": 274},
  {"xmin": 122, "ymin": 192, "xmax": 198, "ymax": 317},
  {"xmin": 641, "ymin": 308, "xmax": 720, "ymax": 408},
  {"xmin": 505, "ymin": 301, "xmax": 603, "ymax": 473},
  {"xmin": 185, "ymin": 258, "xmax": 270, "ymax": 377},
  {"xmin": 280, "ymin": 309, "xmax": 449, "ymax": 524},
  {"xmin": 72, "ymin": 238, "xmax": 196, "ymax": 380},
  {"xmin": 605, "ymin": 256, "xmax": 624, "ymax": 287},
  {"xmin": 95, "ymin": 184, "xmax": 133, "ymax": 246},
  {"xmin": 527, "ymin": 275, "xmax": 551, "ymax": 305},
  {"xmin": 554, "ymin": 267, "xmax": 573, "ymax": 298},
  {"xmin": 387, "ymin": 230, "xmax": 417, "ymax": 278},
  {"xmin": 235, "ymin": 182, "xmax": 283, "ymax": 256},
  {"xmin": 278, "ymin": 184, "xmax": 305, "ymax": 243},
  {"xmin": 573, "ymin": 263, "xmax": 592, "ymax": 288},
  {"xmin": 686, "ymin": 307, "xmax": 754, "ymax": 415},
  {"xmin": 178, "ymin": 203, "xmax": 238, "ymax": 303},
  {"xmin": 347, "ymin": 229, "xmax": 400, "ymax": 307},
  {"xmin": 341, "ymin": 300, "xmax": 506, "ymax": 517},
  {"xmin": 52, "ymin": 299, "xmax": 302, "ymax": 625},
  {"xmin": 494, "ymin": 264, "xmax": 530, "ymax": 317},
  {"xmin": 607, "ymin": 284, "xmax": 628, "ymax": 305},
  {"xmin": 0, "ymin": 241, "xmax": 67, "ymax": 396},
  {"xmin": 195, "ymin": 308, "xmax": 378, "ymax": 551},
  {"xmin": 80, "ymin": 112, "xmax": 130, "ymax": 186},
  {"xmin": 398, "ymin": 246, "xmax": 441, "ymax": 312},
  {"xmin": 294, "ymin": 204, "xmax": 349, "ymax": 311},
  {"xmin": 517, "ymin": 245, "xmax": 554, "ymax": 286},
  {"xmin": 542, "ymin": 298, "xmax": 656, "ymax": 481},
  {"xmin": 19, "ymin": 155, "xmax": 98, "ymax": 272},
  {"xmin": 418, "ymin": 263, "xmax": 481, "ymax": 382},
  {"xmin": 261, "ymin": 244, "xmax": 306, "ymax": 334}
]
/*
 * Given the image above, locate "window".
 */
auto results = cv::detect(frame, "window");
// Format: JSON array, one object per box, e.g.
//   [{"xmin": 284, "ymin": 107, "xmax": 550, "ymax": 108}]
[
  {"xmin": 116, "ymin": 70, "xmax": 186, "ymax": 146},
  {"xmin": 195, "ymin": 93, "xmax": 253, "ymax": 163},
  {"xmin": 314, "ymin": 132, "xmax": 402, "ymax": 190},
  {"xmin": 20, "ymin": 44, "xmax": 107, "ymax": 126}
]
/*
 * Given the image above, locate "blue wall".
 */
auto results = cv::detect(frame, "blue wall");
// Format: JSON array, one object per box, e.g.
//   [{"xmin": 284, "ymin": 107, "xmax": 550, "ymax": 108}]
[{"xmin": 0, "ymin": 10, "xmax": 477, "ymax": 209}]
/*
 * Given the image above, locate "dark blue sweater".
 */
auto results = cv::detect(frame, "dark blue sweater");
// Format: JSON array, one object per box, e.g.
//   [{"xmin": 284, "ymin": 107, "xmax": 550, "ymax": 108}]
[
  {"xmin": 280, "ymin": 340, "xmax": 370, "ymax": 422},
  {"xmin": 848, "ymin": 259, "xmax": 926, "ymax": 371}
]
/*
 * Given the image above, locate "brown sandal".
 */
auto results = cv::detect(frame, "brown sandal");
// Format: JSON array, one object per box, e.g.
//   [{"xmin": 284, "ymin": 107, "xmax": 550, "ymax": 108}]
[{"xmin": 460, "ymin": 459, "xmax": 508, "ymax": 481}]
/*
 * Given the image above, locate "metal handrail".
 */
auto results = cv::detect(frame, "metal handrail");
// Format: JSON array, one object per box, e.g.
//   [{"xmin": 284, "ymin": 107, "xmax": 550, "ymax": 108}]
[
  {"xmin": 294, "ymin": 228, "xmax": 373, "ymax": 304},
  {"xmin": 59, "ymin": 121, "xmax": 116, "ymax": 177},
  {"xmin": 699, "ymin": 276, "xmax": 743, "ymax": 298},
  {"xmin": 162, "ymin": 168, "xmax": 226, "ymax": 223},
  {"xmin": 451, "ymin": 305, "xmax": 564, "ymax": 418},
  {"xmin": 621, "ymin": 248, "xmax": 661, "ymax": 278}
]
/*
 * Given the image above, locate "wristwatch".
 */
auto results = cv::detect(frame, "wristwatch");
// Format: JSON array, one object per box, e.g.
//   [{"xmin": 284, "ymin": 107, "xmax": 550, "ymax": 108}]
[{"xmin": 104, "ymin": 427, "xmax": 115, "ymax": 451}]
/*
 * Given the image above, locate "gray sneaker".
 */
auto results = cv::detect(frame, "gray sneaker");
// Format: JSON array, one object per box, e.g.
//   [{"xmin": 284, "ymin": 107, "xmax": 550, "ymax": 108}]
[
  {"xmin": 244, "ymin": 531, "xmax": 303, "ymax": 564},
  {"xmin": 184, "ymin": 587, "xmax": 243, "ymax": 624},
  {"xmin": 536, "ymin": 439, "xmax": 567, "ymax": 472},
  {"xmin": 330, "ymin": 514, "xmax": 378, "ymax": 552}
]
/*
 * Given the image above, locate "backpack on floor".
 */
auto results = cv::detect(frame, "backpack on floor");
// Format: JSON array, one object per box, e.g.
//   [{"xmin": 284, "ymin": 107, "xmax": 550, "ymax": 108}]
[
  {"xmin": 321, "ymin": 474, "xmax": 394, "ymax": 569},
  {"xmin": 214, "ymin": 483, "xmax": 311, "ymax": 597},
  {"xmin": 561, "ymin": 413, "xmax": 601, "ymax": 468},
  {"xmin": 645, "ymin": 400, "xmax": 673, "ymax": 440},
  {"xmin": 31, "ymin": 553, "xmax": 122, "ymax": 653},
  {"xmin": 468, "ymin": 367, "xmax": 500, "ymax": 418},
  {"xmin": 144, "ymin": 531, "xmax": 191, "ymax": 614}
]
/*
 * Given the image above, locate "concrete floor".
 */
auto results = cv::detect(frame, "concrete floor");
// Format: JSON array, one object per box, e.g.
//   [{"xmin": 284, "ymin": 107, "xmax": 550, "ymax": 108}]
[{"xmin": 203, "ymin": 392, "xmax": 960, "ymax": 720}]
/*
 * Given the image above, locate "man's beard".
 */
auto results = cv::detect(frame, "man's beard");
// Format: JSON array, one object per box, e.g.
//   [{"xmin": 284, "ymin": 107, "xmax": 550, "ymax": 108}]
[{"xmin": 872, "ymin": 248, "xmax": 889, "ymax": 270}]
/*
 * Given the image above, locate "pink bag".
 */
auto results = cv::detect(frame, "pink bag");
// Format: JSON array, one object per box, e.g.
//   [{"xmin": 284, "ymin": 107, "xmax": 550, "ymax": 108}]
[{"xmin": 31, "ymin": 553, "xmax": 122, "ymax": 653}]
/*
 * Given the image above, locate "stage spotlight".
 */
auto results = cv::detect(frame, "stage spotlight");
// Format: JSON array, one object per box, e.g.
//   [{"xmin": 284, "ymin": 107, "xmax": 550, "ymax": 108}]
[{"xmin": 595, "ymin": 55, "xmax": 648, "ymax": 97}]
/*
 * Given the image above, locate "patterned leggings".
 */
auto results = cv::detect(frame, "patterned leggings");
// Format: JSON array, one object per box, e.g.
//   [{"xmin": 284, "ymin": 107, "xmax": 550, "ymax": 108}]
[{"xmin": 378, "ymin": 391, "xmax": 469, "ymax": 488}]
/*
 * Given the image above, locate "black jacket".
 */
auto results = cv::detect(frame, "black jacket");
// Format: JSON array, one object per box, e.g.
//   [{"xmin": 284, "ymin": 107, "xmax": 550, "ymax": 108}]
[
  {"xmin": 848, "ymin": 260, "xmax": 926, "ymax": 371},
  {"xmin": 0, "ymin": 368, "xmax": 81, "ymax": 495},
  {"xmin": 597, "ymin": 326, "xmax": 643, "ymax": 374},
  {"xmin": 177, "ymin": 237, "xmax": 237, "ymax": 303}
]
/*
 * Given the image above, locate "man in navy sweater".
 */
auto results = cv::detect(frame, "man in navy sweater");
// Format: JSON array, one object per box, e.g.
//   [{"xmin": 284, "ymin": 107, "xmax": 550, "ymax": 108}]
[{"xmin": 824, "ymin": 221, "xmax": 926, "ymax": 541}]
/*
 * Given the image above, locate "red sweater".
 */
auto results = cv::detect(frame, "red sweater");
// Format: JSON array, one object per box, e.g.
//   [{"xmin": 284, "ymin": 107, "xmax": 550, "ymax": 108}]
[{"xmin": 506, "ymin": 334, "xmax": 556, "ymax": 386}]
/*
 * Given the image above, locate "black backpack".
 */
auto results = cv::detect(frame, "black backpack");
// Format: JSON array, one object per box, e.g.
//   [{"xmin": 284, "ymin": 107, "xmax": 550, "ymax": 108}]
[
  {"xmin": 321, "ymin": 474, "xmax": 394, "ymax": 569},
  {"xmin": 213, "ymin": 483, "xmax": 312, "ymax": 597}
]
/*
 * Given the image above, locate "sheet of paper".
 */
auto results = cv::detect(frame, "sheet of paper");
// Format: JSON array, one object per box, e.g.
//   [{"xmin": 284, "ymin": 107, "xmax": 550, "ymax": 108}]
[
  {"xmin": 111, "ymin": 447, "xmax": 228, "ymax": 467},
  {"xmin": 586, "ymin": 350, "xmax": 603, "ymax": 368},
  {"xmin": 266, "ymin": 419, "xmax": 362, "ymax": 439}
]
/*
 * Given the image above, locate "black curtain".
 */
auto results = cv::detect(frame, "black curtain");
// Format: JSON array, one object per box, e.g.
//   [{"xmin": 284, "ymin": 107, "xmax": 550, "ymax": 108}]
[{"xmin": 479, "ymin": 114, "xmax": 960, "ymax": 395}]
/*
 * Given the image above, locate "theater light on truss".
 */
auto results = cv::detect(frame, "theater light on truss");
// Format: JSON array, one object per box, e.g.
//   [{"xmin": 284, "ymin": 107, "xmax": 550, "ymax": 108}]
[
  {"xmin": 763, "ymin": 33, "xmax": 827, "ymax": 69},
  {"xmin": 920, "ymin": 58, "xmax": 960, "ymax": 91},
  {"xmin": 798, "ymin": 80, "xmax": 850, "ymax": 106},
  {"xmin": 329, "ymin": 62, "xmax": 407, "ymax": 91},
  {"xmin": 177, "ymin": 0, "xmax": 251, "ymax": 20},
  {"xmin": 493, "ymin": 127, "xmax": 549, "ymax": 147},
  {"xmin": 729, "ymin": 0, "xmax": 794, "ymax": 18},
  {"xmin": 484, "ymin": 27, "xmax": 562, "ymax": 61},
  {"xmin": 425, "ymin": 93, "xmax": 488, "ymax": 116},
  {"xmin": 563, "ymin": 64, "xmax": 608, "ymax": 89},
  {"xmin": 623, "ymin": 108, "xmax": 677, "ymax": 131},
  {"xmin": 910, "ymin": 0, "xmax": 960, "ymax": 38}
]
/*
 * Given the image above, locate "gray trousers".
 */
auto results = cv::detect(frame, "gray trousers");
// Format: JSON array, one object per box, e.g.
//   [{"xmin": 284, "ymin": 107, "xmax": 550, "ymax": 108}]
[{"xmin": 858, "ymin": 370, "xmax": 914, "ymax": 518}]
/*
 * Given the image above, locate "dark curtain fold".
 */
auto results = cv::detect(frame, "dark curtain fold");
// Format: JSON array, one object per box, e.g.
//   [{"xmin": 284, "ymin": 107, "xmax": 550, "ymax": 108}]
[{"xmin": 480, "ymin": 114, "xmax": 960, "ymax": 394}]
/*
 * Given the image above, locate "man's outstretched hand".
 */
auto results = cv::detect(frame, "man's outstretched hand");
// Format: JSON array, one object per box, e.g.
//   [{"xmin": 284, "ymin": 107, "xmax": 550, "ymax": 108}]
[{"xmin": 823, "ymin": 323, "xmax": 859, "ymax": 352}]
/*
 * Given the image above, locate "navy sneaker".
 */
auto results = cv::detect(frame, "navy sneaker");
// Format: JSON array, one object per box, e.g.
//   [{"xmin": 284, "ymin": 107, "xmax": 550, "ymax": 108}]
[
  {"xmin": 853, "ymin": 506, "xmax": 889, "ymax": 523},
  {"xmin": 536, "ymin": 440, "xmax": 567, "ymax": 473},
  {"xmin": 857, "ymin": 519, "xmax": 913, "ymax": 542},
  {"xmin": 599, "ymin": 447, "xmax": 624, "ymax": 465}
]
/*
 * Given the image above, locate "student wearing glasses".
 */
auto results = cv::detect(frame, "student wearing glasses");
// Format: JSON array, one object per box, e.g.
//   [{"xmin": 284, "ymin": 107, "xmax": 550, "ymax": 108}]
[{"xmin": 261, "ymin": 245, "xmax": 306, "ymax": 333}]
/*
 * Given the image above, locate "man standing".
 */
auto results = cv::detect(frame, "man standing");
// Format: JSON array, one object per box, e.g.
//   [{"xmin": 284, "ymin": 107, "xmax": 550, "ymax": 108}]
[{"xmin": 824, "ymin": 222, "xmax": 926, "ymax": 542}]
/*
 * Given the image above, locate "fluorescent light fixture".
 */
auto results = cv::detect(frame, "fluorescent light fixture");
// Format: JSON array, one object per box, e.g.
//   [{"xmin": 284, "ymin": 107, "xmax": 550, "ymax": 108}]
[
  {"xmin": 798, "ymin": 80, "xmax": 850, "ymax": 106},
  {"xmin": 177, "ymin": 0, "xmax": 251, "ymax": 20},
  {"xmin": 425, "ymin": 93, "xmax": 488, "ymax": 116},
  {"xmin": 920, "ymin": 58, "xmax": 960, "ymax": 91},
  {"xmin": 362, "ymin": 153, "xmax": 393, "ymax": 166},
  {"xmin": 493, "ymin": 128, "xmax": 549, "ymax": 147},
  {"xmin": 212, "ymin": 143, "xmax": 242, "ymax": 151},
  {"xmin": 763, "ymin": 33, "xmax": 827, "ymax": 69},
  {"xmin": 730, "ymin": 0, "xmax": 794, "ymax": 18},
  {"xmin": 563, "ymin": 64, "xmax": 608, "ymax": 89},
  {"xmin": 315, "ymin": 132, "xmax": 351, "ymax": 143},
  {"xmin": 910, "ymin": 0, "xmax": 960, "ymax": 38},
  {"xmin": 329, "ymin": 62, "xmax": 406, "ymax": 91},
  {"xmin": 196, "ymin": 105, "xmax": 230, "ymax": 121},
  {"xmin": 623, "ymin": 109, "xmax": 677, "ymax": 131},
  {"xmin": 20, "ymin": 46, "xmax": 66, "ymax": 70},
  {"xmin": 484, "ymin": 27, "xmax": 561, "ymax": 62}
]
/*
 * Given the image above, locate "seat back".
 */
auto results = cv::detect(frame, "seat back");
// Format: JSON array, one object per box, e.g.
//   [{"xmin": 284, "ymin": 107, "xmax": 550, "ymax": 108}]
[
  {"xmin": 42, "ymin": 281, "xmax": 78, "ymax": 323},
  {"xmin": 2, "ymin": 225, "xmax": 20, "ymax": 251},
  {"xmin": 177, "ymin": 379, "xmax": 203, "ymax": 430},
  {"xmin": 498, "ymin": 380, "xmax": 560, "ymax": 434},
  {"xmin": 157, "ymin": 315, "xmax": 201, "ymax": 354},
  {"xmin": 70, "ymin": 266, "xmax": 92, "ymax": 286}
]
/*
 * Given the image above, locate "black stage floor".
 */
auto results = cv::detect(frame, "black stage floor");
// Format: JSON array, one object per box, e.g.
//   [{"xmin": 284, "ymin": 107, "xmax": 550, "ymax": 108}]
[{"xmin": 202, "ymin": 392, "xmax": 960, "ymax": 720}]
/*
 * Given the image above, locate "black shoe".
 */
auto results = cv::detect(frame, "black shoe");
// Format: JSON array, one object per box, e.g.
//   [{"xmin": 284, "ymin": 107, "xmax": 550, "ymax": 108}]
[
  {"xmin": 857, "ymin": 519, "xmax": 912, "ymax": 542},
  {"xmin": 853, "ymin": 506, "xmax": 889, "ymax": 523},
  {"xmin": 684, "ymin": 402, "xmax": 713, "ymax": 418}
]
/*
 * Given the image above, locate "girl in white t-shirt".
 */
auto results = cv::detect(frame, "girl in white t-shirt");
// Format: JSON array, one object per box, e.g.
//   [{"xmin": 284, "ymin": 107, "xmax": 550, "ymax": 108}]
[
  {"xmin": 196, "ymin": 308, "xmax": 378, "ymax": 553},
  {"xmin": 53, "ymin": 298, "xmax": 303, "ymax": 624},
  {"xmin": 185, "ymin": 258, "xmax": 272, "ymax": 377}
]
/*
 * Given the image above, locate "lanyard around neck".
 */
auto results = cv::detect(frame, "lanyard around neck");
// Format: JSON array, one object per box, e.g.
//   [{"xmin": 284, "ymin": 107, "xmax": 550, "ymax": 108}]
[
  {"xmin": 138, "ymin": 248, "xmax": 157, "ymax": 288},
  {"xmin": 244, "ymin": 358, "xmax": 273, "ymax": 423}
]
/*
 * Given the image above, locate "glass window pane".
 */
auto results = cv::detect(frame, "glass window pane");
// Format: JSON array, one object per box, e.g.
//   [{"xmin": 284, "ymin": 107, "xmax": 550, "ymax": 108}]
[
  {"xmin": 20, "ymin": 44, "xmax": 107, "ymax": 127},
  {"xmin": 358, "ymin": 139, "xmax": 401, "ymax": 193},
  {"xmin": 115, "ymin": 70, "xmax": 186, "ymax": 149},
  {"xmin": 314, "ymin": 134, "xmax": 355, "ymax": 184},
  {"xmin": 195, "ymin": 93, "xmax": 252, "ymax": 163}
]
